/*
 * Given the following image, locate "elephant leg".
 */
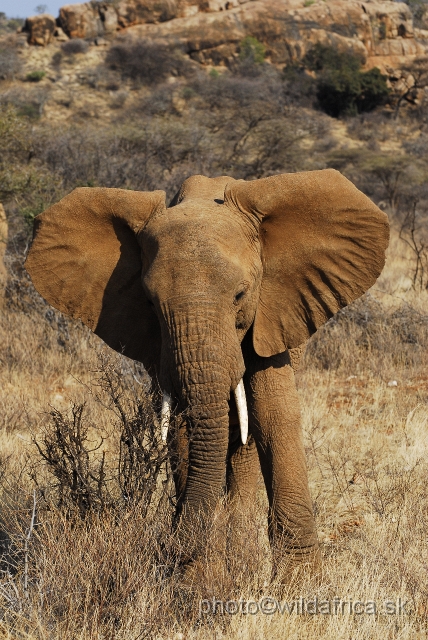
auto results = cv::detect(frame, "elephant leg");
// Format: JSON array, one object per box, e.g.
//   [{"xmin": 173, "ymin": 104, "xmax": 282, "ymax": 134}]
[{"xmin": 246, "ymin": 353, "xmax": 321, "ymax": 582}]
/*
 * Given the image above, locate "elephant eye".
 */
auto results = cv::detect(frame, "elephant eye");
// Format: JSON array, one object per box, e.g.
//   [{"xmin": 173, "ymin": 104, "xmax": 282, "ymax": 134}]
[{"xmin": 235, "ymin": 290, "xmax": 245, "ymax": 303}]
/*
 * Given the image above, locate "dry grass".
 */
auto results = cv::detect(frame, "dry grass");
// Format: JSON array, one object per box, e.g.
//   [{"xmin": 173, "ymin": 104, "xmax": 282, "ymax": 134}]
[{"xmin": 0, "ymin": 226, "xmax": 428, "ymax": 638}]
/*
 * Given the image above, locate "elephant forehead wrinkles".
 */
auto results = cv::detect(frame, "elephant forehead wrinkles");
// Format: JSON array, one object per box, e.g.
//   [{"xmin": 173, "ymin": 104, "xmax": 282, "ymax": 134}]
[
  {"xmin": 149, "ymin": 200, "xmax": 252, "ymax": 251},
  {"xmin": 145, "ymin": 253, "xmax": 245, "ymax": 302},
  {"xmin": 143, "ymin": 223, "xmax": 253, "ymax": 299},
  {"xmin": 144, "ymin": 202, "xmax": 258, "ymax": 280}
]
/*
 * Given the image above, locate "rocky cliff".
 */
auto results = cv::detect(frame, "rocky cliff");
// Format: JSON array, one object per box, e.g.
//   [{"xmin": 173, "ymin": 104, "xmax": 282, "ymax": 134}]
[{"xmin": 22, "ymin": 0, "xmax": 427, "ymax": 73}]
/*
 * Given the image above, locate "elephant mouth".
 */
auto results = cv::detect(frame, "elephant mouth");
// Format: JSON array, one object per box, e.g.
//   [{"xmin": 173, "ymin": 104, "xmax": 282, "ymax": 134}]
[{"xmin": 160, "ymin": 379, "xmax": 248, "ymax": 445}]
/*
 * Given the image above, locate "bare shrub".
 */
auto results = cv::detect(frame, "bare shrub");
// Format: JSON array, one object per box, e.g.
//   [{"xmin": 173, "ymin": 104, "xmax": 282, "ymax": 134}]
[
  {"xmin": 346, "ymin": 111, "xmax": 391, "ymax": 144},
  {"xmin": 304, "ymin": 294, "xmax": 428, "ymax": 373},
  {"xmin": 33, "ymin": 120, "xmax": 207, "ymax": 199},
  {"xmin": 91, "ymin": 355, "xmax": 171, "ymax": 514},
  {"xmin": 109, "ymin": 89, "xmax": 128, "ymax": 109},
  {"xmin": 188, "ymin": 72, "xmax": 328, "ymax": 178},
  {"xmin": 0, "ymin": 45, "xmax": 22, "ymax": 81},
  {"xmin": 392, "ymin": 56, "xmax": 428, "ymax": 120},
  {"xmin": 282, "ymin": 62, "xmax": 317, "ymax": 107},
  {"xmin": 50, "ymin": 50, "xmax": 62, "ymax": 67},
  {"xmin": 191, "ymin": 72, "xmax": 283, "ymax": 111},
  {"xmin": 0, "ymin": 85, "xmax": 51, "ymax": 119},
  {"xmin": 32, "ymin": 404, "xmax": 109, "ymax": 518},
  {"xmin": 136, "ymin": 83, "xmax": 176, "ymax": 116},
  {"xmin": 0, "ymin": 14, "xmax": 24, "ymax": 35},
  {"xmin": 61, "ymin": 38, "xmax": 89, "ymax": 55},
  {"xmin": 77, "ymin": 64, "xmax": 119, "ymax": 90},
  {"xmin": 0, "ymin": 104, "xmax": 32, "ymax": 170},
  {"xmin": 0, "ymin": 106, "xmax": 62, "ymax": 236},
  {"xmin": 106, "ymin": 39, "xmax": 193, "ymax": 85},
  {"xmin": 326, "ymin": 148, "xmax": 418, "ymax": 216},
  {"xmin": 403, "ymin": 132, "xmax": 428, "ymax": 158},
  {"xmin": 30, "ymin": 354, "xmax": 171, "ymax": 520},
  {"xmin": 399, "ymin": 193, "xmax": 428, "ymax": 290}
]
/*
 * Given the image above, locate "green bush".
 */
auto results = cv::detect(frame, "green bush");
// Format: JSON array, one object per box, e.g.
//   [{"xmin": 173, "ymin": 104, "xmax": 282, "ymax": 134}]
[
  {"xmin": 239, "ymin": 36, "xmax": 266, "ymax": 65},
  {"xmin": 26, "ymin": 70, "xmax": 46, "ymax": 83},
  {"xmin": 304, "ymin": 44, "xmax": 389, "ymax": 117},
  {"xmin": 21, "ymin": 199, "xmax": 49, "ymax": 227},
  {"xmin": 304, "ymin": 43, "xmax": 363, "ymax": 73},
  {"xmin": 357, "ymin": 67, "xmax": 391, "ymax": 112},
  {"xmin": 232, "ymin": 36, "xmax": 267, "ymax": 77}
]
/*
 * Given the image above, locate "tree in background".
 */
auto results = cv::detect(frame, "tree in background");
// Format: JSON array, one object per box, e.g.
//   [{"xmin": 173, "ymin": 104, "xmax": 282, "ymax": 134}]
[
  {"xmin": 303, "ymin": 44, "xmax": 390, "ymax": 117},
  {"xmin": 393, "ymin": 56, "xmax": 428, "ymax": 120}
]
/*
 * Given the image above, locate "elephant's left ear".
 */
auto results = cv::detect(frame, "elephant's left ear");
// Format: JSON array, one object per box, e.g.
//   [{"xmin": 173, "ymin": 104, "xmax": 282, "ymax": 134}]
[{"xmin": 224, "ymin": 169, "xmax": 389, "ymax": 357}]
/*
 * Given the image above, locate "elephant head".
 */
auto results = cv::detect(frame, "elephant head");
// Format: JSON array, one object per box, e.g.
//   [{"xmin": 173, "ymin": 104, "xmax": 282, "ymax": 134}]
[{"xmin": 25, "ymin": 170, "xmax": 389, "ymax": 573}]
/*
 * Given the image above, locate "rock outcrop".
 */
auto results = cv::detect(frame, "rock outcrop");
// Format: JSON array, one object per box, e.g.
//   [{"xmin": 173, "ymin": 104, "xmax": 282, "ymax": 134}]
[
  {"xmin": 126, "ymin": 0, "xmax": 425, "ymax": 70},
  {"xmin": 22, "ymin": 0, "xmax": 426, "ymax": 72},
  {"xmin": 58, "ymin": 4, "xmax": 102, "ymax": 39},
  {"xmin": 23, "ymin": 13, "xmax": 57, "ymax": 46}
]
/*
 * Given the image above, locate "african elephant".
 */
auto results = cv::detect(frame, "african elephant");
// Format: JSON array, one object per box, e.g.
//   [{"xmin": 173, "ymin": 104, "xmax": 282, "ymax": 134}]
[{"xmin": 25, "ymin": 170, "xmax": 389, "ymax": 580}]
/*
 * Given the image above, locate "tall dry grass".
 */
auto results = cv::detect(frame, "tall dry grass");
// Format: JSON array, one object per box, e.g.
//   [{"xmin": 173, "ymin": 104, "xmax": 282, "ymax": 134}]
[{"xmin": 0, "ymin": 227, "xmax": 427, "ymax": 638}]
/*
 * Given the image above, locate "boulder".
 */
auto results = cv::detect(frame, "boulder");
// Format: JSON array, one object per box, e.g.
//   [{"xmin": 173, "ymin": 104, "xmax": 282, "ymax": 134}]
[
  {"xmin": 24, "ymin": 14, "xmax": 56, "ymax": 46},
  {"xmin": 54, "ymin": 26, "xmax": 69, "ymax": 41},
  {"xmin": 98, "ymin": 4, "xmax": 119, "ymax": 33},
  {"xmin": 116, "ymin": 0, "xmax": 180, "ymax": 27},
  {"xmin": 59, "ymin": 3, "xmax": 103, "ymax": 39}
]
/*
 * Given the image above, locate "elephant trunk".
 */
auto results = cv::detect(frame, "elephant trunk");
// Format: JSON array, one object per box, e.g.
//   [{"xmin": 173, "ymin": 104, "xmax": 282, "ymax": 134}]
[{"xmin": 160, "ymin": 300, "xmax": 244, "ymax": 517}]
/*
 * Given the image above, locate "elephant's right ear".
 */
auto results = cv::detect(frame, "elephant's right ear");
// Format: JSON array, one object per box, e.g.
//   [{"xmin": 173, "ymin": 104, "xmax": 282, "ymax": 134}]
[{"xmin": 25, "ymin": 187, "xmax": 166, "ymax": 366}]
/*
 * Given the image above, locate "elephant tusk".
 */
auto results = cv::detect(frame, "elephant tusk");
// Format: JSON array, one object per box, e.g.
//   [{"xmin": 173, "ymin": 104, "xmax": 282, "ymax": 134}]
[
  {"xmin": 161, "ymin": 392, "xmax": 172, "ymax": 442},
  {"xmin": 234, "ymin": 379, "xmax": 248, "ymax": 445}
]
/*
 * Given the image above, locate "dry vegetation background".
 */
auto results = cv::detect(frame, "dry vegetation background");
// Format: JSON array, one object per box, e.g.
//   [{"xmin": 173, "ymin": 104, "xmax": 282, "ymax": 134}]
[{"xmin": 1, "ymin": 25, "xmax": 428, "ymax": 639}]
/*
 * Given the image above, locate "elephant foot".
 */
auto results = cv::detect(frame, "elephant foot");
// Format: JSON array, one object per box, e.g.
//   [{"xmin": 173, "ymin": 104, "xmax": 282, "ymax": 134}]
[
  {"xmin": 172, "ymin": 502, "xmax": 232, "ymax": 596},
  {"xmin": 176, "ymin": 551, "xmax": 245, "ymax": 602},
  {"xmin": 177, "ymin": 558, "xmax": 205, "ymax": 592},
  {"xmin": 271, "ymin": 546, "xmax": 322, "ymax": 593}
]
